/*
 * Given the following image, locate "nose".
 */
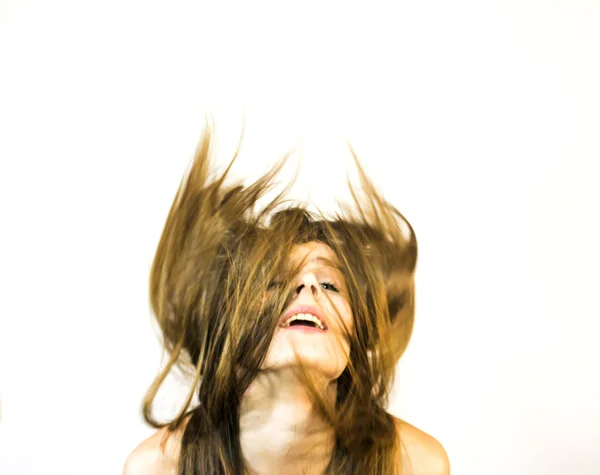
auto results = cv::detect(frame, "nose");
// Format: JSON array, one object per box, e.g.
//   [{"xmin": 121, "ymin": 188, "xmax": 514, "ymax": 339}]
[{"xmin": 294, "ymin": 272, "xmax": 321, "ymax": 297}]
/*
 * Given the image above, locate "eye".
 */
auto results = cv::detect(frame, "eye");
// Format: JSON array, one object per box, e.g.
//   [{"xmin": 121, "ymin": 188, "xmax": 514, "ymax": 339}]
[
  {"xmin": 267, "ymin": 281, "xmax": 283, "ymax": 291},
  {"xmin": 320, "ymin": 282, "xmax": 339, "ymax": 292}
]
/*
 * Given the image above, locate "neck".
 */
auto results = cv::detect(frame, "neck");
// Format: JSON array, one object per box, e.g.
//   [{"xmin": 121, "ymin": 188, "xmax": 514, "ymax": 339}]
[{"xmin": 239, "ymin": 368, "xmax": 337, "ymax": 475}]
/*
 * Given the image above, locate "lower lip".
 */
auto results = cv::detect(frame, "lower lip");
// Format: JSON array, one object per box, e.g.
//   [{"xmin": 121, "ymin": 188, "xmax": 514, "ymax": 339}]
[{"xmin": 280, "ymin": 325, "xmax": 327, "ymax": 333}]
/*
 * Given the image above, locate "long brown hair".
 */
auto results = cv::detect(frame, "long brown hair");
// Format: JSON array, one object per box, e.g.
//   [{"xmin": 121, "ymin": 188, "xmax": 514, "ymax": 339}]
[{"xmin": 142, "ymin": 125, "xmax": 418, "ymax": 474}]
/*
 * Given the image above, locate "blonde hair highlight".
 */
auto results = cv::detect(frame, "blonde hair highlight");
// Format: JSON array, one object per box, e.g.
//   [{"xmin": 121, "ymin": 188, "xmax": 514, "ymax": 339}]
[{"xmin": 142, "ymin": 125, "xmax": 418, "ymax": 474}]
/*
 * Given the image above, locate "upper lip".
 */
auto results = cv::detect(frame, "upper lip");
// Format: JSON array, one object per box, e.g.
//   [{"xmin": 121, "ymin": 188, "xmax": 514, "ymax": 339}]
[{"xmin": 279, "ymin": 304, "xmax": 328, "ymax": 330}]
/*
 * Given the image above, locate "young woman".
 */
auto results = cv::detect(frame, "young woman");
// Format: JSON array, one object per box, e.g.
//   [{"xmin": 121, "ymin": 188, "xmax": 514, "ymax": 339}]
[{"xmin": 124, "ymin": 128, "xmax": 450, "ymax": 474}]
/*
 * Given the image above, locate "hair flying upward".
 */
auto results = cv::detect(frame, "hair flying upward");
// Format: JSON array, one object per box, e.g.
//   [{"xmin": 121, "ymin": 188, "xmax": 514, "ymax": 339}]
[{"xmin": 142, "ymin": 126, "xmax": 418, "ymax": 474}]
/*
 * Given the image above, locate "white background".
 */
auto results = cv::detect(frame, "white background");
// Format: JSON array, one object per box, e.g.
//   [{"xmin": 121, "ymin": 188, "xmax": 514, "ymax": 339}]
[{"xmin": 1, "ymin": 1, "xmax": 599, "ymax": 474}]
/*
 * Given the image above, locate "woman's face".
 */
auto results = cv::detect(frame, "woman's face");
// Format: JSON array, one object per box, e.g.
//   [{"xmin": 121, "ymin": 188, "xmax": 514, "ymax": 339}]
[{"xmin": 261, "ymin": 241, "xmax": 353, "ymax": 381}]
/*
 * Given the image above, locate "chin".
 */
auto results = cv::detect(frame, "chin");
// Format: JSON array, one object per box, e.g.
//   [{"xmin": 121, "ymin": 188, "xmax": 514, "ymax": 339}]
[
  {"xmin": 264, "ymin": 360, "xmax": 346, "ymax": 382},
  {"xmin": 261, "ymin": 336, "xmax": 348, "ymax": 380}
]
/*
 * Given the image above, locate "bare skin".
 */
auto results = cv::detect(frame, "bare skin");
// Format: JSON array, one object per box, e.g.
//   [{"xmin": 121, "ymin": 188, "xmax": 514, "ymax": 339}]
[
  {"xmin": 123, "ymin": 415, "xmax": 450, "ymax": 475},
  {"xmin": 235, "ymin": 242, "xmax": 351, "ymax": 474},
  {"xmin": 125, "ymin": 243, "xmax": 450, "ymax": 474},
  {"xmin": 238, "ymin": 369, "xmax": 337, "ymax": 474}
]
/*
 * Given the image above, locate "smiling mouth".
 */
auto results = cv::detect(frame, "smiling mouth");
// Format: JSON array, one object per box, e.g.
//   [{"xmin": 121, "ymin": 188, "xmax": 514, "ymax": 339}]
[{"xmin": 281, "ymin": 312, "xmax": 327, "ymax": 331}]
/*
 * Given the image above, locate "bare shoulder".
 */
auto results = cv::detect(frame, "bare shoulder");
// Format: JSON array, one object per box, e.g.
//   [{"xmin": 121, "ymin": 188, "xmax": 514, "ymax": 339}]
[
  {"xmin": 122, "ymin": 424, "xmax": 185, "ymax": 475},
  {"xmin": 393, "ymin": 417, "xmax": 450, "ymax": 475}
]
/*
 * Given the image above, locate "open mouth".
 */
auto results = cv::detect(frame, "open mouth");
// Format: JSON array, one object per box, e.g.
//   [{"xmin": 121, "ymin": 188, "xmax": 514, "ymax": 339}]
[{"xmin": 281, "ymin": 312, "xmax": 326, "ymax": 331}]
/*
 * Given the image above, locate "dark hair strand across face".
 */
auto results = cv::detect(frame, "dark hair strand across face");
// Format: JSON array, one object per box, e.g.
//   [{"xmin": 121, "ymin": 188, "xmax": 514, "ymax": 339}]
[{"xmin": 143, "ymin": 126, "xmax": 417, "ymax": 474}]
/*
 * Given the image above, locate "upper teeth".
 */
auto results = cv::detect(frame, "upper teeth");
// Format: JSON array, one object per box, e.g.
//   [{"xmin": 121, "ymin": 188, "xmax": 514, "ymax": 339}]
[{"xmin": 283, "ymin": 313, "xmax": 325, "ymax": 330}]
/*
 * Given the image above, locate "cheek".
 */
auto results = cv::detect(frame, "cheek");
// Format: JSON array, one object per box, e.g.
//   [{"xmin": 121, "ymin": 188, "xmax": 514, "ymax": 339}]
[
  {"xmin": 330, "ymin": 297, "xmax": 354, "ymax": 332},
  {"xmin": 343, "ymin": 304, "xmax": 354, "ymax": 332}
]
